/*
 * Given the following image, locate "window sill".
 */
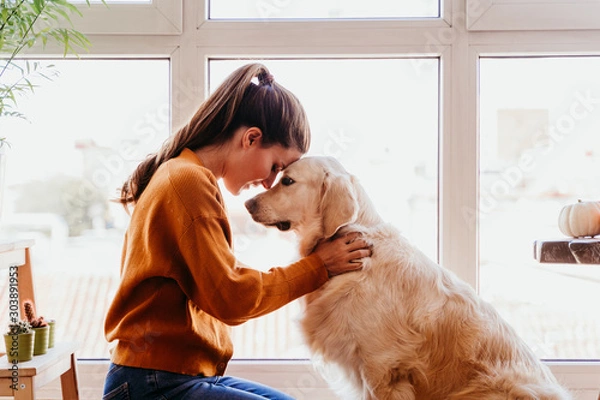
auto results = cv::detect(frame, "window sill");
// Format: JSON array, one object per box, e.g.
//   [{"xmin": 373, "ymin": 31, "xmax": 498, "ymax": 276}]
[{"xmin": 33, "ymin": 359, "xmax": 600, "ymax": 399}]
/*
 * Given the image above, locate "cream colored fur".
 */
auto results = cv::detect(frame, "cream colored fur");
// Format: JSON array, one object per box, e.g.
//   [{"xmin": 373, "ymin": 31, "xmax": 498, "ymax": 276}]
[{"xmin": 245, "ymin": 156, "xmax": 572, "ymax": 400}]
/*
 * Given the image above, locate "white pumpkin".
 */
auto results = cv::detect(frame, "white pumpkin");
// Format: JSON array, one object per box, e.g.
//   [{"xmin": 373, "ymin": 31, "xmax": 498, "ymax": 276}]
[{"xmin": 558, "ymin": 199, "xmax": 600, "ymax": 238}]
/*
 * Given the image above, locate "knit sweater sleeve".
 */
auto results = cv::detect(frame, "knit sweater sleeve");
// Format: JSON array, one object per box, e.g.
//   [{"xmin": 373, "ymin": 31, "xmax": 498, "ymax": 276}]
[{"xmin": 167, "ymin": 159, "xmax": 329, "ymax": 326}]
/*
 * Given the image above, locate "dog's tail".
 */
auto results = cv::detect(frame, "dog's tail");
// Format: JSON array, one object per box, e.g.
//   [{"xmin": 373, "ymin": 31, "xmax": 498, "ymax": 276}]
[
  {"xmin": 506, "ymin": 381, "xmax": 573, "ymax": 400},
  {"xmin": 449, "ymin": 366, "xmax": 573, "ymax": 400}
]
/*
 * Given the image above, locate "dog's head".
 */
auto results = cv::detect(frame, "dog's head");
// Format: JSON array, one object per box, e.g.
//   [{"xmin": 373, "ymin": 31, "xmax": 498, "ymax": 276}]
[{"xmin": 245, "ymin": 156, "xmax": 359, "ymax": 245}]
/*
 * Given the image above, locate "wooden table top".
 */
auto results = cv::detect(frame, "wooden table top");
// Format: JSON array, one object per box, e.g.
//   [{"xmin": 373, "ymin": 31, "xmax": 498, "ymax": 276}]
[
  {"xmin": 534, "ymin": 237, "xmax": 600, "ymax": 264},
  {"xmin": 0, "ymin": 239, "xmax": 35, "ymax": 254}
]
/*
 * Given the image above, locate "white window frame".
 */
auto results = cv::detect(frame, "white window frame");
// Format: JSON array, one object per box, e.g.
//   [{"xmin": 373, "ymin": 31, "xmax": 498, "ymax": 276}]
[
  {"xmin": 72, "ymin": 0, "xmax": 182, "ymax": 34},
  {"xmin": 467, "ymin": 0, "xmax": 600, "ymax": 31},
  {"xmin": 23, "ymin": 0, "xmax": 600, "ymax": 396}
]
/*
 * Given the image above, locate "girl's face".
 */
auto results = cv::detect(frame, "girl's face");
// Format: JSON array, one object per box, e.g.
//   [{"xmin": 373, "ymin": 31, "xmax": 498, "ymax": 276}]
[{"xmin": 223, "ymin": 128, "xmax": 304, "ymax": 196}]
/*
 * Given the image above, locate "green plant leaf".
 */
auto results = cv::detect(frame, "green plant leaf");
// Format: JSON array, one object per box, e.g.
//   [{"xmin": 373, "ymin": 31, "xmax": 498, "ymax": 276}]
[{"xmin": 0, "ymin": 0, "xmax": 94, "ymax": 120}]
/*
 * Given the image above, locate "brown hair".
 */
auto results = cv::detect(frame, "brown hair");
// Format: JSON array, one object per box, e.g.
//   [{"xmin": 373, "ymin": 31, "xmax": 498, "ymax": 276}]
[{"xmin": 119, "ymin": 63, "xmax": 311, "ymax": 206}]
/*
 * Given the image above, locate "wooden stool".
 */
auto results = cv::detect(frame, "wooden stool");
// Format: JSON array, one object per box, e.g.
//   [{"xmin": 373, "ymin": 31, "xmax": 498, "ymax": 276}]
[
  {"xmin": 0, "ymin": 342, "xmax": 79, "ymax": 399},
  {"xmin": 0, "ymin": 240, "xmax": 80, "ymax": 399}
]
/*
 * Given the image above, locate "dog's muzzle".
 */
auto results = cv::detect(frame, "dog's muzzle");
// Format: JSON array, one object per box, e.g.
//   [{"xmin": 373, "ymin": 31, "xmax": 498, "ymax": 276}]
[
  {"xmin": 244, "ymin": 199, "xmax": 291, "ymax": 231},
  {"xmin": 244, "ymin": 198, "xmax": 258, "ymax": 215}
]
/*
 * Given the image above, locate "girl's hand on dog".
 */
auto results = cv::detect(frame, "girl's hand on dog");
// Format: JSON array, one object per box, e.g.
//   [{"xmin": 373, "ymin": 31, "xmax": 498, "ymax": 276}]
[{"xmin": 313, "ymin": 232, "xmax": 371, "ymax": 278}]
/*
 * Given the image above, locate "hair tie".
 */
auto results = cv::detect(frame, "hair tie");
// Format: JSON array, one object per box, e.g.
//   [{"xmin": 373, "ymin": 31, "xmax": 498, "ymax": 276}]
[{"xmin": 258, "ymin": 71, "xmax": 274, "ymax": 86}]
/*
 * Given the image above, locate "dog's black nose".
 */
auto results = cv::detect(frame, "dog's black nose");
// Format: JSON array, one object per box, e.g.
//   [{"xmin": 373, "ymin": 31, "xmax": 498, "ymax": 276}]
[{"xmin": 245, "ymin": 198, "xmax": 257, "ymax": 214}]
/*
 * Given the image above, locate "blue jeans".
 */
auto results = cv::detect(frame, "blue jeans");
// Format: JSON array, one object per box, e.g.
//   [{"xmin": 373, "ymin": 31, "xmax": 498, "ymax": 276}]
[{"xmin": 102, "ymin": 363, "xmax": 296, "ymax": 400}]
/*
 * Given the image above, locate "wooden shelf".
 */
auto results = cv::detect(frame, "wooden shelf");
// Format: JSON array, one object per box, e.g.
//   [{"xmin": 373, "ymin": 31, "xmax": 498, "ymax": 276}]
[
  {"xmin": 0, "ymin": 342, "xmax": 79, "ymax": 399},
  {"xmin": 0, "ymin": 240, "xmax": 35, "ymax": 254},
  {"xmin": 534, "ymin": 238, "xmax": 600, "ymax": 264},
  {"xmin": 0, "ymin": 240, "xmax": 80, "ymax": 399},
  {"xmin": 0, "ymin": 342, "xmax": 79, "ymax": 377}
]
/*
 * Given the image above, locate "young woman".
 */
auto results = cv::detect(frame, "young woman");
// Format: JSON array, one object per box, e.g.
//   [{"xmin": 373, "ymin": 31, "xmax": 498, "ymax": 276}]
[{"xmin": 102, "ymin": 63, "xmax": 371, "ymax": 400}]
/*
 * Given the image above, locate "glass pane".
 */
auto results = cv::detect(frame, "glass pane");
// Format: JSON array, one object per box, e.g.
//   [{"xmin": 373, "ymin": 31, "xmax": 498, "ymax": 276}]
[
  {"xmin": 71, "ymin": 0, "xmax": 151, "ymax": 3},
  {"xmin": 210, "ymin": 58, "xmax": 439, "ymax": 358},
  {"xmin": 479, "ymin": 57, "xmax": 600, "ymax": 360},
  {"xmin": 209, "ymin": 0, "xmax": 439, "ymax": 19},
  {"xmin": 0, "ymin": 59, "xmax": 169, "ymax": 358}
]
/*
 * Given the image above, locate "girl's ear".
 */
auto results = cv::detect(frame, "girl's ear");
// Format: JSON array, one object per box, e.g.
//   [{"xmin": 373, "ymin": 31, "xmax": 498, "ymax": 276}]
[{"xmin": 242, "ymin": 127, "xmax": 263, "ymax": 148}]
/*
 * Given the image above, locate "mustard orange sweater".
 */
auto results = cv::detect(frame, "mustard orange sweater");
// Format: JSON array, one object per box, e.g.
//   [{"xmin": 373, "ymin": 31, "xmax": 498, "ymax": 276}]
[{"xmin": 104, "ymin": 148, "xmax": 328, "ymax": 376}]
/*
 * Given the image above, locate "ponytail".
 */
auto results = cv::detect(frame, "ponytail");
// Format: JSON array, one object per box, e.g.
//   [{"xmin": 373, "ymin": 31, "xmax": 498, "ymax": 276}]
[{"xmin": 119, "ymin": 63, "xmax": 311, "ymax": 208}]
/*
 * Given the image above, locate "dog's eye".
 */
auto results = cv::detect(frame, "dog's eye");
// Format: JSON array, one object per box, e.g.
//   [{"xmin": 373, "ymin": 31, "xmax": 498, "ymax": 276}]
[{"xmin": 281, "ymin": 177, "xmax": 294, "ymax": 186}]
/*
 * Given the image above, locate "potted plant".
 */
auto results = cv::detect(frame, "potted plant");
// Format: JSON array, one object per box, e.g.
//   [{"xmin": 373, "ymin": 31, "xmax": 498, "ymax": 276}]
[
  {"xmin": 3, "ymin": 320, "xmax": 34, "ymax": 362},
  {"xmin": 47, "ymin": 318, "xmax": 56, "ymax": 349},
  {"xmin": 23, "ymin": 300, "xmax": 50, "ymax": 355}
]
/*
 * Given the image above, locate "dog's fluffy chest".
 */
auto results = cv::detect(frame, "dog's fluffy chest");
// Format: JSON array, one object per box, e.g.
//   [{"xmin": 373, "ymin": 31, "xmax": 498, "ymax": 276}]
[{"xmin": 299, "ymin": 226, "xmax": 412, "ymax": 358}]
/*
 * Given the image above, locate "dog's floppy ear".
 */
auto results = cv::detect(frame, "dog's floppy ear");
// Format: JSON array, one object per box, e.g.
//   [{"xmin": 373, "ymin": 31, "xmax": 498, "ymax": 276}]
[{"xmin": 321, "ymin": 170, "xmax": 359, "ymax": 239}]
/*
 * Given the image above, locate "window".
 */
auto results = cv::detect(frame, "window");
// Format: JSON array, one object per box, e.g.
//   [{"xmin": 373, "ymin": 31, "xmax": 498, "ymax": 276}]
[
  {"xmin": 210, "ymin": 58, "xmax": 439, "ymax": 357},
  {"xmin": 0, "ymin": 59, "xmax": 169, "ymax": 358},
  {"xmin": 209, "ymin": 0, "xmax": 439, "ymax": 19},
  {"xmin": 1, "ymin": 0, "xmax": 599, "ymax": 396},
  {"xmin": 479, "ymin": 56, "xmax": 600, "ymax": 360},
  {"xmin": 72, "ymin": 0, "xmax": 151, "ymax": 3},
  {"xmin": 467, "ymin": 0, "xmax": 600, "ymax": 30},
  {"xmin": 72, "ymin": 0, "xmax": 182, "ymax": 34}
]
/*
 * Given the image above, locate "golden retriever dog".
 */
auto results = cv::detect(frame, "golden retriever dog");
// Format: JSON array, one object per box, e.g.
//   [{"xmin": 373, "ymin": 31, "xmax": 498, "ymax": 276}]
[{"xmin": 244, "ymin": 156, "xmax": 572, "ymax": 400}]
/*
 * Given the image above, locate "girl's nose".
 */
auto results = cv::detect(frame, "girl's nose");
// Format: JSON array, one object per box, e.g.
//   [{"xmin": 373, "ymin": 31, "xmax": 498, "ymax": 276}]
[{"xmin": 262, "ymin": 172, "xmax": 278, "ymax": 189}]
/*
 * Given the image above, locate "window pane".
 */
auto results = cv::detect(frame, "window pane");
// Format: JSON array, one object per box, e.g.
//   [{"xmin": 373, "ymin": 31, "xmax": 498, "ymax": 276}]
[
  {"xmin": 71, "ymin": 0, "xmax": 151, "ymax": 3},
  {"xmin": 210, "ymin": 58, "xmax": 439, "ymax": 358},
  {"xmin": 209, "ymin": 0, "xmax": 439, "ymax": 19},
  {"xmin": 0, "ymin": 59, "xmax": 169, "ymax": 358},
  {"xmin": 479, "ymin": 57, "xmax": 600, "ymax": 360}
]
